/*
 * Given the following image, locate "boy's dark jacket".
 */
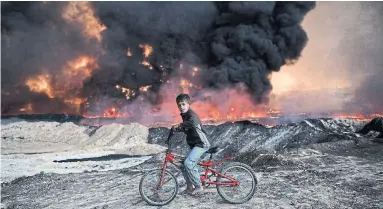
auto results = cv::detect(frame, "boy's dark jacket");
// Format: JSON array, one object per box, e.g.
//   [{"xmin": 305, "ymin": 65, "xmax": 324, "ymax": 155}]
[{"xmin": 173, "ymin": 108, "xmax": 209, "ymax": 148}]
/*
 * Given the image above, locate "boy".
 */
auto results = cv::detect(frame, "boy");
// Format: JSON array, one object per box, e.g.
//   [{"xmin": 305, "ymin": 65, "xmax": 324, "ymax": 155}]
[{"xmin": 172, "ymin": 93, "xmax": 211, "ymax": 195}]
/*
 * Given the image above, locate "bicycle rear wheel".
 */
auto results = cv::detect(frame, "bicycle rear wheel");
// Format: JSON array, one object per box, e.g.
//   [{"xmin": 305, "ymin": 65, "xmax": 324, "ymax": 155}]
[
  {"xmin": 216, "ymin": 162, "xmax": 257, "ymax": 204},
  {"xmin": 139, "ymin": 169, "xmax": 178, "ymax": 206}
]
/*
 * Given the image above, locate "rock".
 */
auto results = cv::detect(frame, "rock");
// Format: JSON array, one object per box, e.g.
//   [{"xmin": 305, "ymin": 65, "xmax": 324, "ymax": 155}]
[
  {"xmin": 148, "ymin": 118, "xmax": 367, "ymax": 158},
  {"xmin": 356, "ymin": 117, "xmax": 383, "ymax": 138}
]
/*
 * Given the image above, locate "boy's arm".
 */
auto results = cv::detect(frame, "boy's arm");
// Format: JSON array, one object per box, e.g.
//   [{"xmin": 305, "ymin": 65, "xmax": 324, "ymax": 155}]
[{"xmin": 180, "ymin": 114, "xmax": 199, "ymax": 130}]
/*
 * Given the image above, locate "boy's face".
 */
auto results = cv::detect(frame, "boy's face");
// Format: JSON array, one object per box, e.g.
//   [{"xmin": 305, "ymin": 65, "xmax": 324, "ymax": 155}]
[{"xmin": 177, "ymin": 100, "xmax": 190, "ymax": 113}]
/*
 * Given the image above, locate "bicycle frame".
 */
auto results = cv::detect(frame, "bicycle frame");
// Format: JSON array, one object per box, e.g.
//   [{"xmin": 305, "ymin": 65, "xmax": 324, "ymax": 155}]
[{"xmin": 159, "ymin": 130, "xmax": 238, "ymax": 188}]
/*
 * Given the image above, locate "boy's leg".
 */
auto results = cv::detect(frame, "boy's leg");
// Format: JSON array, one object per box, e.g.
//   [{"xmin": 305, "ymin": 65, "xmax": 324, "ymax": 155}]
[
  {"xmin": 180, "ymin": 150, "xmax": 193, "ymax": 194},
  {"xmin": 183, "ymin": 147, "xmax": 207, "ymax": 193}
]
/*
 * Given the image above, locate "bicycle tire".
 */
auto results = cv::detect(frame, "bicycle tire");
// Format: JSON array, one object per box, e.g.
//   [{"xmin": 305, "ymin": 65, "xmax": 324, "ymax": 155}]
[
  {"xmin": 139, "ymin": 169, "xmax": 179, "ymax": 206},
  {"xmin": 216, "ymin": 162, "xmax": 257, "ymax": 204}
]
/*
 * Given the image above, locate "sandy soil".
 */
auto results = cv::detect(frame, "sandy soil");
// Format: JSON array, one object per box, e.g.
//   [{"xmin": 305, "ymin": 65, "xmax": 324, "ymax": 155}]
[{"xmin": 1, "ymin": 118, "xmax": 165, "ymax": 183}]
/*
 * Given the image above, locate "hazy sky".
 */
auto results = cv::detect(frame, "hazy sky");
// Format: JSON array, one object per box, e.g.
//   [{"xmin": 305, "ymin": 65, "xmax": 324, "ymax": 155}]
[{"xmin": 270, "ymin": 2, "xmax": 383, "ymax": 113}]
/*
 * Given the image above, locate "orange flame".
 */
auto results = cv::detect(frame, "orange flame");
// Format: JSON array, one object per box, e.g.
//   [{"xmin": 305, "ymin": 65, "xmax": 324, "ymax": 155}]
[
  {"xmin": 179, "ymin": 79, "xmax": 191, "ymax": 94},
  {"xmin": 139, "ymin": 44, "xmax": 153, "ymax": 58},
  {"xmin": 19, "ymin": 51, "xmax": 383, "ymax": 126},
  {"xmin": 62, "ymin": 56, "xmax": 98, "ymax": 88},
  {"xmin": 103, "ymin": 107, "xmax": 131, "ymax": 118},
  {"xmin": 139, "ymin": 85, "xmax": 152, "ymax": 92},
  {"xmin": 179, "ymin": 79, "xmax": 202, "ymax": 94},
  {"xmin": 80, "ymin": 76, "xmax": 381, "ymax": 126},
  {"xmin": 62, "ymin": 2, "xmax": 107, "ymax": 43},
  {"xmin": 116, "ymin": 85, "xmax": 135, "ymax": 99},
  {"xmin": 139, "ymin": 44, "xmax": 153, "ymax": 70},
  {"xmin": 19, "ymin": 103, "xmax": 33, "ymax": 112},
  {"xmin": 140, "ymin": 60, "xmax": 153, "ymax": 70},
  {"xmin": 24, "ymin": 55, "xmax": 98, "ymax": 114},
  {"xmin": 332, "ymin": 113, "xmax": 383, "ymax": 121},
  {"xmin": 126, "ymin": 47, "xmax": 132, "ymax": 57},
  {"xmin": 64, "ymin": 98, "xmax": 86, "ymax": 105},
  {"xmin": 25, "ymin": 73, "xmax": 54, "ymax": 98}
]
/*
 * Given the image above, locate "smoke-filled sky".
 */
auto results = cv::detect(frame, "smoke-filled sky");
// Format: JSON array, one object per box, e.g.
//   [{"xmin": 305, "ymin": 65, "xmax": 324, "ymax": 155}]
[
  {"xmin": 271, "ymin": 2, "xmax": 383, "ymax": 114},
  {"xmin": 1, "ymin": 1, "xmax": 382, "ymax": 120}
]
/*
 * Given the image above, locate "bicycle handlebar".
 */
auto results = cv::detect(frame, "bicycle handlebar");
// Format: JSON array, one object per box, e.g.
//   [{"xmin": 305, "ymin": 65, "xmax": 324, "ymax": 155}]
[{"xmin": 165, "ymin": 128, "xmax": 175, "ymax": 148}]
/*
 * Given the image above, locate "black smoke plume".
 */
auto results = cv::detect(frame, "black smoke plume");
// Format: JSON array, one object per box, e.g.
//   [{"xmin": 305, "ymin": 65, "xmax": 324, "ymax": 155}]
[{"xmin": 1, "ymin": 2, "xmax": 316, "ymax": 116}]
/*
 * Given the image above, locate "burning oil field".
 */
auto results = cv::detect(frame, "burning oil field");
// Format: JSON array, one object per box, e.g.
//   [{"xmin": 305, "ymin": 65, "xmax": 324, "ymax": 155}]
[
  {"xmin": 2, "ymin": 1, "xmax": 382, "ymax": 127},
  {"xmin": 1, "ymin": 2, "xmax": 383, "ymax": 209}
]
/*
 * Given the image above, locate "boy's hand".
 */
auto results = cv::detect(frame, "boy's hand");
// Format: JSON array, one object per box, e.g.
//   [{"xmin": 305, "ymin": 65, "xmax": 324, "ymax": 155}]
[
  {"xmin": 171, "ymin": 124, "xmax": 183, "ymax": 132},
  {"xmin": 171, "ymin": 124, "xmax": 180, "ymax": 130}
]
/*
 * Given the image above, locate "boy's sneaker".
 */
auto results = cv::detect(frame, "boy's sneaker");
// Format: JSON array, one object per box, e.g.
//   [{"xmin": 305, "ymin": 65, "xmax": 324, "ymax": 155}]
[
  {"xmin": 179, "ymin": 182, "xmax": 194, "ymax": 195},
  {"xmin": 179, "ymin": 187, "xmax": 193, "ymax": 195},
  {"xmin": 191, "ymin": 185, "xmax": 204, "ymax": 195}
]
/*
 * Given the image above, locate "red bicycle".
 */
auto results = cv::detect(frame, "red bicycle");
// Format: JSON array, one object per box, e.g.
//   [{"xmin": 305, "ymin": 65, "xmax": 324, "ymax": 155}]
[{"xmin": 139, "ymin": 129, "xmax": 257, "ymax": 206}]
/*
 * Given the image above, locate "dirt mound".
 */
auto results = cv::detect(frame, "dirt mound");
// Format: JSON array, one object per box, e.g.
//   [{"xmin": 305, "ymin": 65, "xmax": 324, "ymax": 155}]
[
  {"xmin": 1, "ymin": 118, "xmax": 166, "ymax": 183},
  {"xmin": 1, "ymin": 118, "xmax": 165, "ymax": 155}
]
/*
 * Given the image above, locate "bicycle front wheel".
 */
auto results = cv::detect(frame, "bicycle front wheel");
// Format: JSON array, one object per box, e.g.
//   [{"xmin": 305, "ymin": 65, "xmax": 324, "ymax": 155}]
[
  {"xmin": 139, "ymin": 169, "xmax": 178, "ymax": 206},
  {"xmin": 216, "ymin": 162, "xmax": 257, "ymax": 204}
]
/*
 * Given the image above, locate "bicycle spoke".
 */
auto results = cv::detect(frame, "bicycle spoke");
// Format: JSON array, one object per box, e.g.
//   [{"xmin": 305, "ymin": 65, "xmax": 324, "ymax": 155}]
[
  {"xmin": 216, "ymin": 163, "xmax": 257, "ymax": 204},
  {"xmin": 221, "ymin": 167, "xmax": 253, "ymax": 198},
  {"xmin": 140, "ymin": 170, "xmax": 178, "ymax": 204}
]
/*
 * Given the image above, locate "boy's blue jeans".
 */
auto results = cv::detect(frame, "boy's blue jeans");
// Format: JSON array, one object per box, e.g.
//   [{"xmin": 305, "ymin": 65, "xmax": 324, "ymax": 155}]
[{"xmin": 182, "ymin": 146, "xmax": 207, "ymax": 186}]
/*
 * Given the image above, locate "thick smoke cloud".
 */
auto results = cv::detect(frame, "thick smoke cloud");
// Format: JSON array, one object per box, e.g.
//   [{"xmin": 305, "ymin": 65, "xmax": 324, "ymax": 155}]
[
  {"xmin": 1, "ymin": 2, "xmax": 101, "ymax": 113},
  {"xmin": 89, "ymin": 1, "xmax": 315, "ymax": 104},
  {"xmin": 1, "ymin": 2, "xmax": 99, "ymax": 80},
  {"xmin": 1, "ymin": 1, "xmax": 316, "ymax": 115},
  {"xmin": 206, "ymin": 2, "xmax": 315, "ymax": 102},
  {"xmin": 85, "ymin": 2, "xmax": 218, "ymax": 101}
]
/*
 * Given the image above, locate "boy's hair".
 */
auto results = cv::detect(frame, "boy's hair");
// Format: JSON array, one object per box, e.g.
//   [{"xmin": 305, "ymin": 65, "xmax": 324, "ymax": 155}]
[{"xmin": 176, "ymin": 93, "xmax": 191, "ymax": 104}]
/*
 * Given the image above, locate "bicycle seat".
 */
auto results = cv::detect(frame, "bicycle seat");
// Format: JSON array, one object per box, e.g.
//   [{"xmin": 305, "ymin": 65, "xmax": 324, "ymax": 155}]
[{"xmin": 205, "ymin": 146, "xmax": 219, "ymax": 154}]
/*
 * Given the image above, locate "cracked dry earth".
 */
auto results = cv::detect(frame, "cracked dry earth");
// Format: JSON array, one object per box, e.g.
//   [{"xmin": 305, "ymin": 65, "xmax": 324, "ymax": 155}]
[{"xmin": 2, "ymin": 139, "xmax": 383, "ymax": 209}]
